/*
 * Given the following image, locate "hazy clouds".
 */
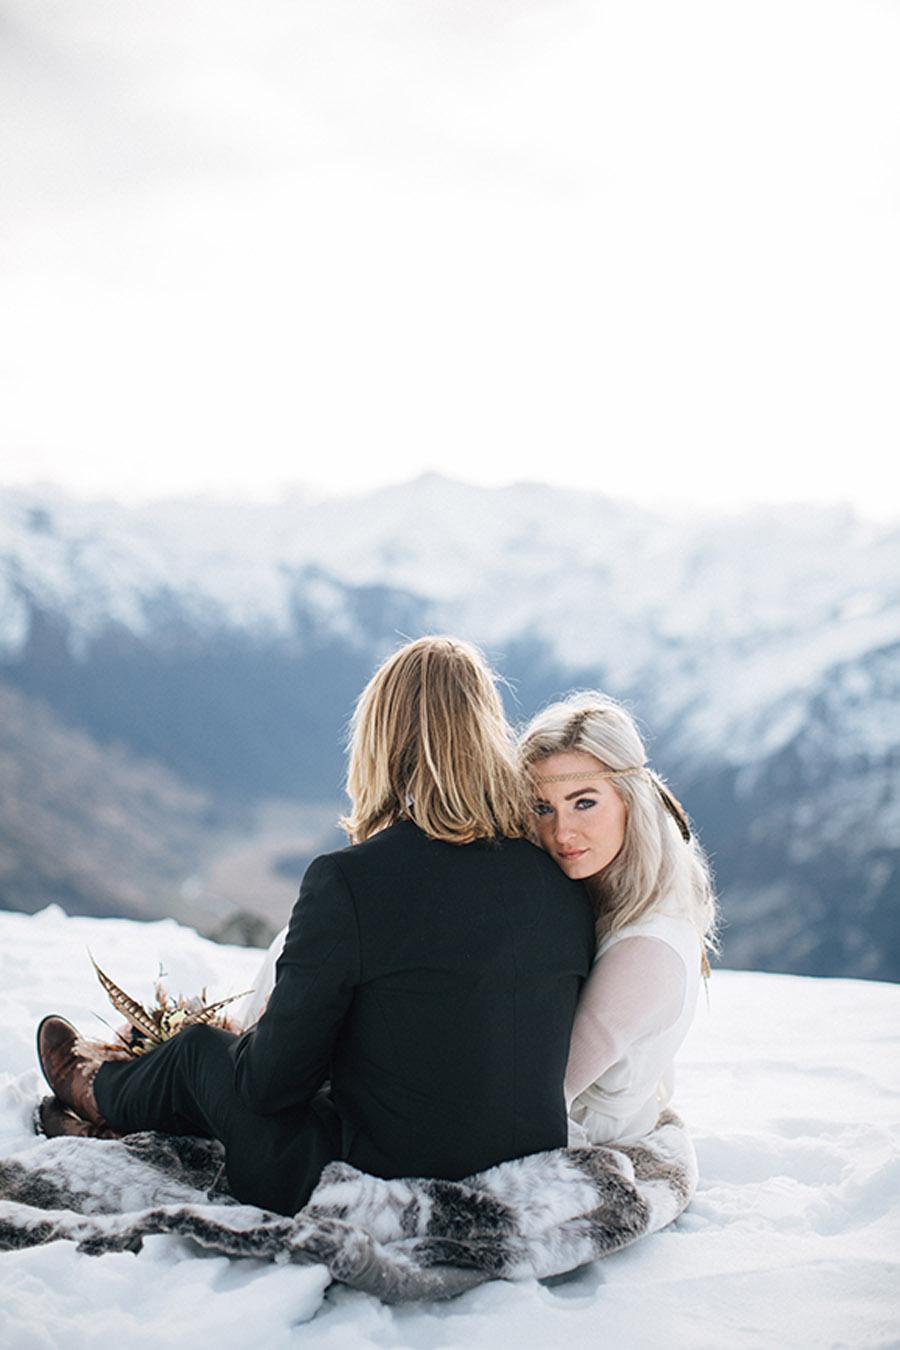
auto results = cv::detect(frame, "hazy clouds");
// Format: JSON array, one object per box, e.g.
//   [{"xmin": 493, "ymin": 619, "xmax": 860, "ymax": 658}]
[{"xmin": 2, "ymin": 0, "xmax": 898, "ymax": 514}]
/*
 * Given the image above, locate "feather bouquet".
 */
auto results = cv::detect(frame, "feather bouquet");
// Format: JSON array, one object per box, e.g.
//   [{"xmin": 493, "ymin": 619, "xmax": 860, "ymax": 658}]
[{"xmin": 89, "ymin": 954, "xmax": 251, "ymax": 1056}]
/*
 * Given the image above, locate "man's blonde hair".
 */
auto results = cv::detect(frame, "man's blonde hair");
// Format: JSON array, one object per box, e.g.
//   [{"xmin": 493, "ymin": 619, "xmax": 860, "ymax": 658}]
[{"xmin": 342, "ymin": 636, "xmax": 529, "ymax": 845}]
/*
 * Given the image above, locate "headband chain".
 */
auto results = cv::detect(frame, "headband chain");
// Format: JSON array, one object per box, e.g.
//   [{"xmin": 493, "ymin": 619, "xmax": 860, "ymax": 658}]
[{"xmin": 532, "ymin": 768, "xmax": 644, "ymax": 784}]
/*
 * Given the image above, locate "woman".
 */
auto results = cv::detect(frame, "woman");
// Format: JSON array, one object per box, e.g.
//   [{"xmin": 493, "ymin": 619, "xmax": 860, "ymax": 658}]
[{"xmin": 520, "ymin": 692, "xmax": 717, "ymax": 1145}]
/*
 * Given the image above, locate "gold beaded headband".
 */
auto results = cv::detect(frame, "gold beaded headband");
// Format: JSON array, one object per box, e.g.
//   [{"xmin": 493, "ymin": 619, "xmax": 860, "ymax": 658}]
[{"xmin": 532, "ymin": 768, "xmax": 642, "ymax": 783}]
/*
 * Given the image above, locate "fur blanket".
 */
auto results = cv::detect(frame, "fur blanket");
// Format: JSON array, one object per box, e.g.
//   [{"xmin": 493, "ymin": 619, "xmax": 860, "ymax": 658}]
[{"xmin": 0, "ymin": 1109, "xmax": 697, "ymax": 1303}]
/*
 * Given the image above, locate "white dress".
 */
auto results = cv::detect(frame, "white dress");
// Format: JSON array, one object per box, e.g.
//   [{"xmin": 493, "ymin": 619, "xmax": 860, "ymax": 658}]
[
  {"xmin": 234, "ymin": 926, "xmax": 286, "ymax": 1030},
  {"xmin": 565, "ymin": 907, "xmax": 701, "ymax": 1145}
]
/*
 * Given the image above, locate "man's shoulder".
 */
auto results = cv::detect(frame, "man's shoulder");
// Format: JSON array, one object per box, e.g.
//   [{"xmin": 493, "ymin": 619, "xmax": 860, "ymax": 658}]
[
  {"xmin": 301, "ymin": 820, "xmax": 412, "ymax": 884},
  {"xmin": 489, "ymin": 832, "xmax": 583, "ymax": 881},
  {"xmin": 314, "ymin": 821, "xmax": 583, "ymax": 889},
  {"xmin": 317, "ymin": 819, "xmax": 414, "ymax": 865}
]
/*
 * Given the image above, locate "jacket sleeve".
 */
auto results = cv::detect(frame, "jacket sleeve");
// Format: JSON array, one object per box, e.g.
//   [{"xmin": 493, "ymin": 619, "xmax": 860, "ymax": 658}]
[{"xmin": 231, "ymin": 853, "xmax": 360, "ymax": 1114}]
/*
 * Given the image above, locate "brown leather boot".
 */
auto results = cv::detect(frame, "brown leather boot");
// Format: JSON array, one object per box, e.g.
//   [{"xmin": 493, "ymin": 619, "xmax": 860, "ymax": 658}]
[
  {"xmin": 37, "ymin": 1095, "xmax": 121, "ymax": 1140},
  {"xmin": 36, "ymin": 1016, "xmax": 110, "ymax": 1128}
]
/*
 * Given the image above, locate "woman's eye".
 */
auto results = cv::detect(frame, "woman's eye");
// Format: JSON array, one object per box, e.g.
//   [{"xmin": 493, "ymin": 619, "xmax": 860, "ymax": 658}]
[
  {"xmin": 532, "ymin": 802, "xmax": 552, "ymax": 817},
  {"xmin": 574, "ymin": 797, "xmax": 597, "ymax": 810}
]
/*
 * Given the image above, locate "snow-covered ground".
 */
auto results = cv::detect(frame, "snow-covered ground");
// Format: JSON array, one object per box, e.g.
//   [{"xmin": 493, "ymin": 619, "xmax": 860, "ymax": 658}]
[{"xmin": 1, "ymin": 907, "xmax": 898, "ymax": 1349}]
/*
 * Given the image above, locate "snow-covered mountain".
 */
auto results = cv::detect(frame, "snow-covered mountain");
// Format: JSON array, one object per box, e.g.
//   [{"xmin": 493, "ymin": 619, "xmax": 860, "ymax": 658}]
[
  {"xmin": 1, "ymin": 908, "xmax": 897, "ymax": 1346},
  {"xmin": 1, "ymin": 478, "xmax": 898, "ymax": 979}
]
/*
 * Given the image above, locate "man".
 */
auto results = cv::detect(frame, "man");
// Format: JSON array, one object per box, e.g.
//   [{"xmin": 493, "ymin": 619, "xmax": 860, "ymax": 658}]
[{"xmin": 38, "ymin": 636, "xmax": 594, "ymax": 1215}]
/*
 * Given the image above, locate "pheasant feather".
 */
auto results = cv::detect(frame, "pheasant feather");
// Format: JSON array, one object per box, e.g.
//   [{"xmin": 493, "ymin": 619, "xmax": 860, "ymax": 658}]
[
  {"xmin": 90, "ymin": 954, "xmax": 164, "ymax": 1045},
  {"xmin": 89, "ymin": 952, "xmax": 251, "ymax": 1055},
  {"xmin": 179, "ymin": 993, "xmax": 251, "ymax": 1029}
]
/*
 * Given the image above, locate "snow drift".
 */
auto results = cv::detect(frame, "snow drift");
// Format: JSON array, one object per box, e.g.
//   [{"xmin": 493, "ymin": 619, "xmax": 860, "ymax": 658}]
[{"xmin": 0, "ymin": 907, "xmax": 897, "ymax": 1347}]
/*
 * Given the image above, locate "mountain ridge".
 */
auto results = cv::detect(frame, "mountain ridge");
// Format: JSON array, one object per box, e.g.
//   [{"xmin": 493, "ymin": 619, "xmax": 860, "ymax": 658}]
[{"xmin": 1, "ymin": 478, "xmax": 897, "ymax": 979}]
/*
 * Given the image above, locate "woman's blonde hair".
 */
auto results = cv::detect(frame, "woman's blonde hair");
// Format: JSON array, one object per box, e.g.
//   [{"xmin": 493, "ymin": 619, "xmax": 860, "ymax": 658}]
[
  {"xmin": 519, "ymin": 692, "xmax": 718, "ymax": 968},
  {"xmin": 342, "ymin": 636, "xmax": 530, "ymax": 845}
]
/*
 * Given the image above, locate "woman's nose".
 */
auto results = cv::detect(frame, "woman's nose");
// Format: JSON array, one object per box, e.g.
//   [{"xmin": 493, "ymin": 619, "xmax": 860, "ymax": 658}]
[{"xmin": 554, "ymin": 815, "xmax": 576, "ymax": 842}]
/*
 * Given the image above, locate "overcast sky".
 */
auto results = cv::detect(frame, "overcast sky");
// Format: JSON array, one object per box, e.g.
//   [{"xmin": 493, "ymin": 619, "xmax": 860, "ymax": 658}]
[{"xmin": 2, "ymin": 0, "xmax": 898, "ymax": 516}]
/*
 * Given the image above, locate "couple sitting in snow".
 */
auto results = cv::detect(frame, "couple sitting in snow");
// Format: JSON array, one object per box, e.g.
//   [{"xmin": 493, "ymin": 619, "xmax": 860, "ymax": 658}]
[{"xmin": 36, "ymin": 636, "xmax": 716, "ymax": 1217}]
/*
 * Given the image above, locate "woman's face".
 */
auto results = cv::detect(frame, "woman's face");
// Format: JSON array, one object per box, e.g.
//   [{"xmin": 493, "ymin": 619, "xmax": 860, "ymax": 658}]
[{"xmin": 530, "ymin": 749, "xmax": 627, "ymax": 880}]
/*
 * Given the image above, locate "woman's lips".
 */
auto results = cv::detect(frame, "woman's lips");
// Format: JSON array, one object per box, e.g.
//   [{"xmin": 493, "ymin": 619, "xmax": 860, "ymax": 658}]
[{"xmin": 557, "ymin": 849, "xmax": 588, "ymax": 861}]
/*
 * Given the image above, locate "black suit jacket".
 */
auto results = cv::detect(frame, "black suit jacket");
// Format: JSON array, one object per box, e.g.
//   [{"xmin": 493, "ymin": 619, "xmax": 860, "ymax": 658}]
[{"xmin": 232, "ymin": 819, "xmax": 594, "ymax": 1181}]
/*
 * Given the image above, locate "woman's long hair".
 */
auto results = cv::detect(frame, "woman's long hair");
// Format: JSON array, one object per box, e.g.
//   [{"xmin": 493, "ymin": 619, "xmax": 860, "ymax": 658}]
[
  {"xmin": 519, "ymin": 691, "xmax": 718, "ymax": 966},
  {"xmin": 342, "ymin": 636, "xmax": 530, "ymax": 845}
]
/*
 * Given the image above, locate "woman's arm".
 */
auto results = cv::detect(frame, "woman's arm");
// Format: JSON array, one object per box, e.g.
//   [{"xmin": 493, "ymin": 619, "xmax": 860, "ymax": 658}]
[{"xmin": 564, "ymin": 935, "xmax": 687, "ymax": 1108}]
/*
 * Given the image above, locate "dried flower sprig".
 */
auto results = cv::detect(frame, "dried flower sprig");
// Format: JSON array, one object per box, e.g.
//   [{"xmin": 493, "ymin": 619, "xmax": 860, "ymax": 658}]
[{"xmin": 89, "ymin": 952, "xmax": 251, "ymax": 1056}]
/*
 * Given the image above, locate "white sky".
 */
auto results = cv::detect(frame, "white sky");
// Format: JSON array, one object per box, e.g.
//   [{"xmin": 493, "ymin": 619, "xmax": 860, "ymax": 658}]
[{"xmin": 2, "ymin": 0, "xmax": 898, "ymax": 517}]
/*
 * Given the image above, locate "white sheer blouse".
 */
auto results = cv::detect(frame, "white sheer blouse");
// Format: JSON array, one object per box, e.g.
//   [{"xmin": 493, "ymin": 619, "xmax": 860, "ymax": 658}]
[{"xmin": 566, "ymin": 909, "xmax": 701, "ymax": 1145}]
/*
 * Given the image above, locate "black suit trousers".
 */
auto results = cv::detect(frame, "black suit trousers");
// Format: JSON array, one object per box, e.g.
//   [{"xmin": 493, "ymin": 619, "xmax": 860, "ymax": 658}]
[{"xmin": 94, "ymin": 1025, "xmax": 340, "ymax": 1215}]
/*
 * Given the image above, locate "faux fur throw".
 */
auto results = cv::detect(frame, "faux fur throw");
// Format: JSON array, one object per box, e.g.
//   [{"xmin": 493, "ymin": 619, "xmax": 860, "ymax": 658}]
[{"xmin": 0, "ymin": 1109, "xmax": 696, "ymax": 1303}]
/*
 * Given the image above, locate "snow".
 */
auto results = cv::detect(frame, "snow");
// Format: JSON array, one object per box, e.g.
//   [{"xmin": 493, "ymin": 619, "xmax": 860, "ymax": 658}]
[{"xmin": 1, "ymin": 907, "xmax": 898, "ymax": 1347}]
